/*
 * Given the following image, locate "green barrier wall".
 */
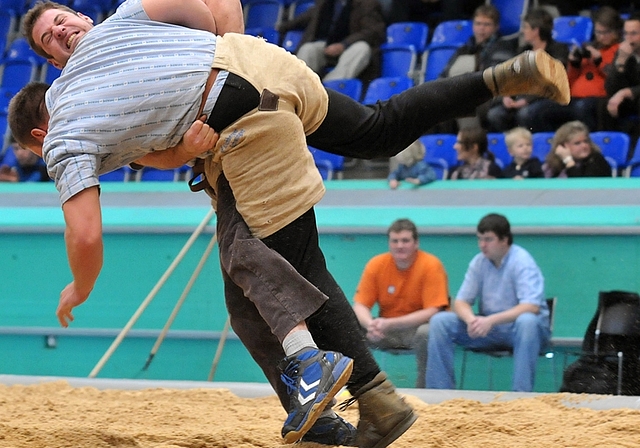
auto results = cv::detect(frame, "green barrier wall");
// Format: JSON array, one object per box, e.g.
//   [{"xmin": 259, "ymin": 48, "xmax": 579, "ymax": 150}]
[{"xmin": 1, "ymin": 179, "xmax": 639, "ymax": 391}]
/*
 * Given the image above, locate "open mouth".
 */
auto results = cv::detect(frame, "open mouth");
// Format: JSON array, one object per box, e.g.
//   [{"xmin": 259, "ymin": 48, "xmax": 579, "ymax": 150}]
[{"xmin": 67, "ymin": 32, "xmax": 78, "ymax": 49}]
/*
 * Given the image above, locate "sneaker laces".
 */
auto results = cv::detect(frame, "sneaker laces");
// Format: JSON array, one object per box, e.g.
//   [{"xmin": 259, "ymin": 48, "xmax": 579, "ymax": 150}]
[{"xmin": 280, "ymin": 359, "xmax": 300, "ymax": 394}]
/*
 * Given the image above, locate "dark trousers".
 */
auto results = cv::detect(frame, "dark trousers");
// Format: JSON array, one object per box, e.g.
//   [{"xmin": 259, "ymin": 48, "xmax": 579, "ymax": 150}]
[
  {"xmin": 308, "ymin": 71, "xmax": 491, "ymax": 158},
  {"xmin": 216, "ymin": 173, "xmax": 377, "ymax": 409},
  {"xmin": 211, "ymin": 71, "xmax": 493, "ymax": 408}
]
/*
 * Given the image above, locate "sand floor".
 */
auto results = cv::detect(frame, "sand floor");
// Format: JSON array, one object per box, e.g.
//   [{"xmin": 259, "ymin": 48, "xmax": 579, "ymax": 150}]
[{"xmin": 1, "ymin": 381, "xmax": 640, "ymax": 447}]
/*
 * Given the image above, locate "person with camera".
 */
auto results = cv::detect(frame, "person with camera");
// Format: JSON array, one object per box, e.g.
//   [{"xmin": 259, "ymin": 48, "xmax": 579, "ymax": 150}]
[{"xmin": 530, "ymin": 6, "xmax": 622, "ymax": 132}]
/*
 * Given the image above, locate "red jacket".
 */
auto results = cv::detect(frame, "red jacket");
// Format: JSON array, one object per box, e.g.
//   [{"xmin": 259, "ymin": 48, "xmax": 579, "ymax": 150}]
[{"xmin": 568, "ymin": 43, "xmax": 619, "ymax": 98}]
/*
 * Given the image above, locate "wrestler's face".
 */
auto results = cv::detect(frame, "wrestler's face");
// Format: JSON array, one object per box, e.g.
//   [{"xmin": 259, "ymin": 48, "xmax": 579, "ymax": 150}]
[{"xmin": 32, "ymin": 8, "xmax": 93, "ymax": 69}]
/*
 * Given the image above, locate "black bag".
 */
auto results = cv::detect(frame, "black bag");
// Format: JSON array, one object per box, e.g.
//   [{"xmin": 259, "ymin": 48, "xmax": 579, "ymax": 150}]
[{"xmin": 559, "ymin": 290, "xmax": 640, "ymax": 395}]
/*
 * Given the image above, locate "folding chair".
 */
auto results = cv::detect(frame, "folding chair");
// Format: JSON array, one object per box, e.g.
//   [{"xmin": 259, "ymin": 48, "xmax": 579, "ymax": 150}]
[
  {"xmin": 244, "ymin": 0, "xmax": 285, "ymax": 29},
  {"xmin": 423, "ymin": 46, "xmax": 458, "ymax": 81},
  {"xmin": 0, "ymin": 58, "xmax": 39, "ymax": 95},
  {"xmin": 428, "ymin": 20, "xmax": 473, "ymax": 49},
  {"xmin": 288, "ymin": 0, "xmax": 315, "ymax": 20},
  {"xmin": 309, "ymin": 146, "xmax": 344, "ymax": 180},
  {"xmin": 323, "ymin": 78, "xmax": 363, "ymax": 102},
  {"xmin": 424, "ymin": 157, "xmax": 449, "ymax": 180},
  {"xmin": 486, "ymin": 0, "xmax": 531, "ymax": 37},
  {"xmin": 379, "ymin": 43, "xmax": 417, "ymax": 78},
  {"xmin": 487, "ymin": 132, "xmax": 512, "ymax": 169},
  {"xmin": 386, "ymin": 22, "xmax": 429, "ymax": 53},
  {"xmin": 590, "ymin": 131, "xmax": 630, "ymax": 177},
  {"xmin": 245, "ymin": 26, "xmax": 280, "ymax": 45},
  {"xmin": 281, "ymin": 30, "xmax": 303, "ymax": 53},
  {"xmin": 362, "ymin": 76, "xmax": 413, "ymax": 105},
  {"xmin": 419, "ymin": 134, "xmax": 458, "ymax": 171},
  {"xmin": 532, "ymin": 132, "xmax": 554, "ymax": 161}
]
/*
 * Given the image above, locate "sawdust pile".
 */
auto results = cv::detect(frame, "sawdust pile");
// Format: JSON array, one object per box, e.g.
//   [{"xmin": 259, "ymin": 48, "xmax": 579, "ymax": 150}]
[{"xmin": 1, "ymin": 381, "xmax": 639, "ymax": 447}]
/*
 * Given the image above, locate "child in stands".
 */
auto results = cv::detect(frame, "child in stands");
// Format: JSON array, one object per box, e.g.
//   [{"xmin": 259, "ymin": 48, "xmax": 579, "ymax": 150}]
[{"xmin": 502, "ymin": 127, "xmax": 544, "ymax": 179}]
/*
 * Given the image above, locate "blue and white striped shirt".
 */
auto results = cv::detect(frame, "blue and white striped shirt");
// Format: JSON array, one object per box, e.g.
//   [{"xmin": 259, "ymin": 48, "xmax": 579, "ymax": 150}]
[
  {"xmin": 457, "ymin": 244, "xmax": 549, "ymax": 325},
  {"xmin": 44, "ymin": 0, "xmax": 226, "ymax": 203}
]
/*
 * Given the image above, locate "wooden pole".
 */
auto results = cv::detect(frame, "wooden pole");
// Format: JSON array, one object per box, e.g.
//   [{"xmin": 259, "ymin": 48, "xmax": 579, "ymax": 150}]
[{"xmin": 88, "ymin": 208, "xmax": 215, "ymax": 378}]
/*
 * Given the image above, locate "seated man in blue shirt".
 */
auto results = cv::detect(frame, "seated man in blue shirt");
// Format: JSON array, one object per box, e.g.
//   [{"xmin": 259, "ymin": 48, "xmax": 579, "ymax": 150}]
[{"xmin": 426, "ymin": 213, "xmax": 550, "ymax": 392}]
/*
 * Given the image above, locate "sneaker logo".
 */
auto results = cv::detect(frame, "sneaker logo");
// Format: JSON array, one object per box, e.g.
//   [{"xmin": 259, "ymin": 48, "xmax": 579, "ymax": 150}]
[{"xmin": 297, "ymin": 378, "xmax": 321, "ymax": 405}]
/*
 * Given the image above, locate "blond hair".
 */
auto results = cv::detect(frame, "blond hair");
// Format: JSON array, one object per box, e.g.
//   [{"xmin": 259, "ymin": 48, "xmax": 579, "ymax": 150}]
[{"xmin": 504, "ymin": 127, "xmax": 532, "ymax": 150}]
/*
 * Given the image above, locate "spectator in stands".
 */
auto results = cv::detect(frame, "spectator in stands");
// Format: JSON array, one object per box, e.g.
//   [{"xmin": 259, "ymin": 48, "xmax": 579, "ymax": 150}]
[
  {"xmin": 544, "ymin": 120, "xmax": 612, "ymax": 177},
  {"xmin": 485, "ymin": 8, "xmax": 570, "ymax": 133},
  {"xmin": 387, "ymin": 140, "xmax": 437, "ymax": 188},
  {"xmin": 527, "ymin": 6, "xmax": 623, "ymax": 132},
  {"xmin": 450, "ymin": 127, "xmax": 502, "ymax": 179},
  {"xmin": 353, "ymin": 218, "xmax": 449, "ymax": 388},
  {"xmin": 605, "ymin": 12, "xmax": 640, "ymax": 131},
  {"xmin": 426, "ymin": 213, "xmax": 550, "ymax": 392},
  {"xmin": 502, "ymin": 127, "xmax": 544, "ymax": 179},
  {"xmin": 278, "ymin": 0, "xmax": 386, "ymax": 82},
  {"xmin": 439, "ymin": 4, "xmax": 516, "ymax": 131},
  {"xmin": 0, "ymin": 140, "xmax": 50, "ymax": 182}
]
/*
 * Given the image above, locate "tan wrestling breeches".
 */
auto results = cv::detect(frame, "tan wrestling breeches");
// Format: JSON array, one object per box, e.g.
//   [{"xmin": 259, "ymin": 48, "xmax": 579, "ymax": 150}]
[{"xmin": 204, "ymin": 33, "xmax": 329, "ymax": 239}]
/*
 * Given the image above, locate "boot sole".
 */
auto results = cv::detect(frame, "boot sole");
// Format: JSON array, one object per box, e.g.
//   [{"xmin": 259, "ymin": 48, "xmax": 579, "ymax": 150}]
[
  {"xmin": 533, "ymin": 50, "xmax": 570, "ymax": 105},
  {"xmin": 369, "ymin": 410, "xmax": 418, "ymax": 448},
  {"xmin": 282, "ymin": 358, "xmax": 354, "ymax": 444}
]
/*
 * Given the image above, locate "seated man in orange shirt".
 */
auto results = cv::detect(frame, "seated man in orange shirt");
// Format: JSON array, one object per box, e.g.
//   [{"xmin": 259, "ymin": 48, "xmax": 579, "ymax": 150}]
[{"xmin": 353, "ymin": 218, "xmax": 449, "ymax": 388}]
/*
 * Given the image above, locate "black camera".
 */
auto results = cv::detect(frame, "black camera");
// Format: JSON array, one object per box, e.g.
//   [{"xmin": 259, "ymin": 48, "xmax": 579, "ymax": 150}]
[{"xmin": 572, "ymin": 45, "xmax": 591, "ymax": 59}]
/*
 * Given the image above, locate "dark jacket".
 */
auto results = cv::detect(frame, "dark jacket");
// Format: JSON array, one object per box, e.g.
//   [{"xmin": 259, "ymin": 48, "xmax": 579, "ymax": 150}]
[
  {"xmin": 566, "ymin": 150, "xmax": 612, "ymax": 177},
  {"xmin": 502, "ymin": 157, "xmax": 544, "ymax": 179},
  {"xmin": 281, "ymin": 0, "xmax": 386, "ymax": 81},
  {"xmin": 440, "ymin": 33, "xmax": 507, "ymax": 78}
]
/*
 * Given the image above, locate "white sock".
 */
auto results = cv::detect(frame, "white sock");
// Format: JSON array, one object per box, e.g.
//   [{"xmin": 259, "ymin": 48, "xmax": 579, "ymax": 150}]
[{"xmin": 283, "ymin": 330, "xmax": 318, "ymax": 356}]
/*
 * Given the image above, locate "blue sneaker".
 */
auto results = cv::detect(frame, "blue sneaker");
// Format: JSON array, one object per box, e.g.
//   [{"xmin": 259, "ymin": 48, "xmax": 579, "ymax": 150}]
[
  {"xmin": 280, "ymin": 349, "xmax": 354, "ymax": 444},
  {"xmin": 301, "ymin": 414, "xmax": 358, "ymax": 446}
]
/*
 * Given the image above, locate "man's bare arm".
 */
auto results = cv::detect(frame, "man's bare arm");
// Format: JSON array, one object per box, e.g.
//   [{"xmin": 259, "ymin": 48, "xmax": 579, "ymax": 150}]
[
  {"xmin": 142, "ymin": 0, "xmax": 244, "ymax": 35},
  {"xmin": 134, "ymin": 119, "xmax": 218, "ymax": 169},
  {"xmin": 58, "ymin": 186, "xmax": 103, "ymax": 327}
]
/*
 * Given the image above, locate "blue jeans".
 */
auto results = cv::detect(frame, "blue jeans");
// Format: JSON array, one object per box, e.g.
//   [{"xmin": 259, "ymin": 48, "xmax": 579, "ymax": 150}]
[{"xmin": 426, "ymin": 311, "xmax": 550, "ymax": 392}]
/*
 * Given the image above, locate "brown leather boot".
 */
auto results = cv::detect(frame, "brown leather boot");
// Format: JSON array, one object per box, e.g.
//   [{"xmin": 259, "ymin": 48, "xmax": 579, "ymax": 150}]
[
  {"xmin": 482, "ymin": 50, "xmax": 570, "ymax": 105},
  {"xmin": 348, "ymin": 372, "xmax": 417, "ymax": 448}
]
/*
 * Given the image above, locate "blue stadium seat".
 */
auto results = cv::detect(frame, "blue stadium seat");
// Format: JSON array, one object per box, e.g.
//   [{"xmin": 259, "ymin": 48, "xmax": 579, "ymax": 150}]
[
  {"xmin": 0, "ymin": 10, "xmax": 16, "ymax": 52},
  {"xmin": 288, "ymin": 0, "xmax": 314, "ymax": 20},
  {"xmin": 0, "ymin": 87, "xmax": 12, "ymax": 113},
  {"xmin": 386, "ymin": 22, "xmax": 429, "ymax": 53},
  {"xmin": 553, "ymin": 16, "xmax": 594, "ymax": 45},
  {"xmin": 245, "ymin": 27, "xmax": 280, "ymax": 45},
  {"xmin": 428, "ymin": 20, "xmax": 472, "ymax": 49},
  {"xmin": 532, "ymin": 132, "xmax": 554, "ymax": 161},
  {"xmin": 419, "ymin": 134, "xmax": 458, "ymax": 170},
  {"xmin": 627, "ymin": 143, "xmax": 640, "ymax": 177},
  {"xmin": 139, "ymin": 166, "xmax": 182, "ymax": 181},
  {"xmin": 379, "ymin": 43, "xmax": 417, "ymax": 78},
  {"xmin": 41, "ymin": 64, "xmax": 63, "ymax": 84},
  {"xmin": 487, "ymin": 132, "xmax": 512, "ymax": 168},
  {"xmin": 362, "ymin": 76, "xmax": 413, "ymax": 104},
  {"xmin": 244, "ymin": 0, "xmax": 284, "ymax": 29},
  {"xmin": 6, "ymin": 37, "xmax": 47, "ymax": 64},
  {"xmin": 590, "ymin": 131, "xmax": 630, "ymax": 176},
  {"xmin": 281, "ymin": 30, "xmax": 303, "ymax": 53},
  {"xmin": 71, "ymin": 0, "xmax": 105, "ymax": 23},
  {"xmin": 99, "ymin": 166, "xmax": 133, "ymax": 182},
  {"xmin": 309, "ymin": 146, "xmax": 344, "ymax": 180},
  {"xmin": 0, "ymin": 59, "xmax": 38, "ymax": 94},
  {"xmin": 424, "ymin": 157, "xmax": 448, "ymax": 180},
  {"xmin": 423, "ymin": 46, "xmax": 457, "ymax": 81},
  {"xmin": 323, "ymin": 78, "xmax": 363, "ymax": 102},
  {"xmin": 0, "ymin": 0, "xmax": 25, "ymax": 17},
  {"xmin": 487, "ymin": 0, "xmax": 529, "ymax": 36}
]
